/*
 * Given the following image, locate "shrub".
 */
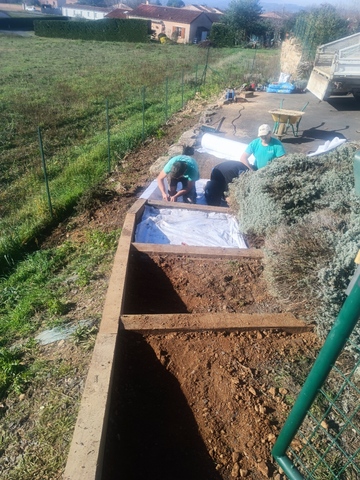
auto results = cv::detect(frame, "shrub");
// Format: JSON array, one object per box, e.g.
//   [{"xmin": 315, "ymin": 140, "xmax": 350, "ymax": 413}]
[{"xmin": 229, "ymin": 142, "xmax": 360, "ymax": 337}]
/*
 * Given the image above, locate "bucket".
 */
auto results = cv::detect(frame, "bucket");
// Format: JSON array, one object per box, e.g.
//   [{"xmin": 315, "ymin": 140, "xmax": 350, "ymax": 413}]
[{"xmin": 354, "ymin": 151, "xmax": 360, "ymax": 196}]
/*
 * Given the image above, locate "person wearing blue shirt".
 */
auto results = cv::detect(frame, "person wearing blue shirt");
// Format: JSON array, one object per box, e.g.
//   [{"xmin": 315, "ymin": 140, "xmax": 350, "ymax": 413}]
[
  {"xmin": 240, "ymin": 124, "xmax": 285, "ymax": 170},
  {"xmin": 157, "ymin": 147, "xmax": 199, "ymax": 203}
]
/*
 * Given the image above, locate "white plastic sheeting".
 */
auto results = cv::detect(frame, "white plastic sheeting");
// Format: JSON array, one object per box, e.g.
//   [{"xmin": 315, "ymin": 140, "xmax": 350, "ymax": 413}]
[
  {"xmin": 198, "ymin": 133, "xmax": 252, "ymax": 162},
  {"xmin": 198, "ymin": 133, "xmax": 346, "ymax": 160},
  {"xmin": 135, "ymin": 205, "xmax": 247, "ymax": 248},
  {"xmin": 307, "ymin": 137, "xmax": 347, "ymax": 157}
]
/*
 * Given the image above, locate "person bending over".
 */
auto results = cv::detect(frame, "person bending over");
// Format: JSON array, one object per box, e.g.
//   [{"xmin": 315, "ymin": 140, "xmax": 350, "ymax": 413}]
[
  {"xmin": 205, "ymin": 160, "xmax": 249, "ymax": 206},
  {"xmin": 157, "ymin": 147, "xmax": 199, "ymax": 203}
]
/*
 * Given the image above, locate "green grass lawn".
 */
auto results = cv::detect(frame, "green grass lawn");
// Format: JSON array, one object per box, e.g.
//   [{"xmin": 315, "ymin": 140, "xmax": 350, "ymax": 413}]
[{"xmin": 0, "ymin": 35, "xmax": 279, "ymax": 272}]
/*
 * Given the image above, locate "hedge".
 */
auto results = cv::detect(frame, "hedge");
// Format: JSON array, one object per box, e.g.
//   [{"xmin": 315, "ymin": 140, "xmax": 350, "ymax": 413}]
[{"xmin": 34, "ymin": 18, "xmax": 150, "ymax": 43}]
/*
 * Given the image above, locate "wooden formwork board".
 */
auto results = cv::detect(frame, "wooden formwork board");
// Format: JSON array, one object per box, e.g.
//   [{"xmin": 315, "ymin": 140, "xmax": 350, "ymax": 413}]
[
  {"xmin": 131, "ymin": 242, "xmax": 263, "ymax": 258},
  {"xmin": 63, "ymin": 198, "xmax": 310, "ymax": 479},
  {"xmin": 121, "ymin": 312, "xmax": 313, "ymax": 333},
  {"xmin": 63, "ymin": 200, "xmax": 144, "ymax": 479}
]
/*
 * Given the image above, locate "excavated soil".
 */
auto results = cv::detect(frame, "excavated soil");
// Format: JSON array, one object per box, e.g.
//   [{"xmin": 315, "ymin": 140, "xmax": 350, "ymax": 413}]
[
  {"xmin": 123, "ymin": 254, "xmax": 278, "ymax": 315},
  {"xmin": 103, "ymin": 328, "xmax": 319, "ymax": 480},
  {"xmin": 102, "ymin": 252, "xmax": 319, "ymax": 480}
]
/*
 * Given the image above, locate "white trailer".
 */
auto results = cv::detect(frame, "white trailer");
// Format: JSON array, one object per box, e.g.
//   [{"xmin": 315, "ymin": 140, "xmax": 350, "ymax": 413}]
[{"xmin": 306, "ymin": 32, "xmax": 360, "ymax": 101}]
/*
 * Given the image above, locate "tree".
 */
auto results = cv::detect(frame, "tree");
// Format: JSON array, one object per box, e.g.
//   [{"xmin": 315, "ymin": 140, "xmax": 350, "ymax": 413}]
[
  {"xmin": 294, "ymin": 4, "xmax": 349, "ymax": 60},
  {"xmin": 222, "ymin": 0, "xmax": 263, "ymax": 44},
  {"xmin": 124, "ymin": 0, "xmax": 143, "ymax": 8},
  {"xmin": 166, "ymin": 0, "xmax": 185, "ymax": 7}
]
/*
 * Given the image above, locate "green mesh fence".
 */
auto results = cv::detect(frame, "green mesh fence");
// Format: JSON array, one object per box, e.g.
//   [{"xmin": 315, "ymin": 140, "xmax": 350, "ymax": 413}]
[{"xmin": 272, "ymin": 261, "xmax": 360, "ymax": 479}]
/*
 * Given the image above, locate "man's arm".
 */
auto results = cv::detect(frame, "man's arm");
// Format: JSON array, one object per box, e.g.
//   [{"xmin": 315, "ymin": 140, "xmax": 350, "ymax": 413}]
[
  {"xmin": 169, "ymin": 180, "xmax": 195, "ymax": 202},
  {"xmin": 157, "ymin": 170, "xmax": 170, "ymax": 201},
  {"xmin": 240, "ymin": 151, "xmax": 255, "ymax": 170}
]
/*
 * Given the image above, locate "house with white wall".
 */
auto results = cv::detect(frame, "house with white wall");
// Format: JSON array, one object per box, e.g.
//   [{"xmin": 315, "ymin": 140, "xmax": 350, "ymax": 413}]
[{"xmin": 61, "ymin": 4, "xmax": 114, "ymax": 20}]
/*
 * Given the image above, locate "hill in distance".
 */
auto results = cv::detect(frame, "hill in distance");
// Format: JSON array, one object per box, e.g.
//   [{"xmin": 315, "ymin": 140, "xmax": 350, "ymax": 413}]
[{"xmin": 183, "ymin": 0, "xmax": 309, "ymax": 13}]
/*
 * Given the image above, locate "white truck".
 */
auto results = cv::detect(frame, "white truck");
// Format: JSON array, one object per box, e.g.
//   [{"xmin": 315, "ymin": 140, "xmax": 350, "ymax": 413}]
[{"xmin": 306, "ymin": 32, "xmax": 360, "ymax": 101}]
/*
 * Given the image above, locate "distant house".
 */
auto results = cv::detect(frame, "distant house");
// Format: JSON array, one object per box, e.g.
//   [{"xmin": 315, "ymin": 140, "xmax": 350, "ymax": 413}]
[
  {"xmin": 260, "ymin": 11, "xmax": 289, "ymax": 46},
  {"xmin": 106, "ymin": 6, "xmax": 132, "ymax": 20},
  {"xmin": 61, "ymin": 4, "xmax": 115, "ymax": 20},
  {"xmin": 125, "ymin": 4, "xmax": 214, "ymax": 44},
  {"xmin": 184, "ymin": 4, "xmax": 224, "ymax": 15}
]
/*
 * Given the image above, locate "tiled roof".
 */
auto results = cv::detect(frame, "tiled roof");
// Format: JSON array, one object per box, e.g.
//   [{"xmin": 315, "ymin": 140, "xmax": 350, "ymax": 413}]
[
  {"xmin": 106, "ymin": 8, "xmax": 130, "ymax": 19},
  {"xmin": 128, "ymin": 4, "xmax": 203, "ymax": 24},
  {"xmin": 185, "ymin": 4, "xmax": 223, "ymax": 14}
]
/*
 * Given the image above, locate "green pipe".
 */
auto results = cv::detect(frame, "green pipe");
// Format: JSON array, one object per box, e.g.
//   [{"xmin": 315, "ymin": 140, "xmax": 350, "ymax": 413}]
[{"xmin": 272, "ymin": 265, "xmax": 360, "ymax": 479}]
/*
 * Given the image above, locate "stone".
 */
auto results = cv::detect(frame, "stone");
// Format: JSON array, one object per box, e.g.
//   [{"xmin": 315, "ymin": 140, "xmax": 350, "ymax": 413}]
[
  {"xmin": 256, "ymin": 461, "xmax": 269, "ymax": 477},
  {"xmin": 231, "ymin": 462, "xmax": 240, "ymax": 477},
  {"xmin": 248, "ymin": 386, "xmax": 257, "ymax": 396},
  {"xmin": 269, "ymin": 387, "xmax": 277, "ymax": 396},
  {"xmin": 232, "ymin": 451, "xmax": 240, "ymax": 462},
  {"xmin": 149, "ymin": 155, "xmax": 169, "ymax": 176}
]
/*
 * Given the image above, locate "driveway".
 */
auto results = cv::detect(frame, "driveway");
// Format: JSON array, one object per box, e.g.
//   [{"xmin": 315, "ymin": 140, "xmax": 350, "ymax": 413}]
[{"xmin": 204, "ymin": 91, "xmax": 360, "ymax": 158}]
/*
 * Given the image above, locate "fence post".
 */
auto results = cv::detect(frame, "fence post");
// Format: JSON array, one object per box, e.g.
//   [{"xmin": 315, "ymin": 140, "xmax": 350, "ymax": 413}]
[
  {"xmin": 37, "ymin": 126, "xmax": 53, "ymax": 219},
  {"xmin": 201, "ymin": 46, "xmax": 211, "ymax": 86},
  {"xmin": 181, "ymin": 69, "xmax": 184, "ymax": 108},
  {"xmin": 195, "ymin": 64, "xmax": 198, "ymax": 94},
  {"xmin": 165, "ymin": 77, "xmax": 168, "ymax": 121},
  {"xmin": 142, "ymin": 86, "xmax": 146, "ymax": 142},
  {"xmin": 106, "ymin": 99, "xmax": 111, "ymax": 173}
]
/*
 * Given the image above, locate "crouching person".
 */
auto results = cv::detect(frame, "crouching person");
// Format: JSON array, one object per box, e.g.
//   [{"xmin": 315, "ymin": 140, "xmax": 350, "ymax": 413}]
[{"xmin": 157, "ymin": 147, "xmax": 199, "ymax": 203}]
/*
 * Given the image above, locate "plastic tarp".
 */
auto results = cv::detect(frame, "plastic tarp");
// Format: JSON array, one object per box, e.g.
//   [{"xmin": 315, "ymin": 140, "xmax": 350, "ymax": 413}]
[
  {"xmin": 198, "ymin": 133, "xmax": 346, "ymax": 160},
  {"xmin": 266, "ymin": 82, "xmax": 296, "ymax": 94},
  {"xmin": 307, "ymin": 137, "xmax": 347, "ymax": 157},
  {"xmin": 197, "ymin": 133, "xmax": 253, "ymax": 162},
  {"xmin": 135, "ymin": 205, "xmax": 247, "ymax": 248},
  {"xmin": 136, "ymin": 135, "xmax": 347, "ymax": 247}
]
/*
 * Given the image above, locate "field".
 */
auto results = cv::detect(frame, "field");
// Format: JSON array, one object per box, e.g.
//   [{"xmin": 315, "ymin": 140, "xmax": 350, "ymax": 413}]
[{"xmin": 0, "ymin": 34, "xmax": 279, "ymax": 272}]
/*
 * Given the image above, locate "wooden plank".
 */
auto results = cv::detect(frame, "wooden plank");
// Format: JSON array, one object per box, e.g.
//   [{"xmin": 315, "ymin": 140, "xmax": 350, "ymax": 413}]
[
  {"xmin": 120, "ymin": 313, "xmax": 313, "ymax": 333},
  {"xmin": 98, "ymin": 212, "xmax": 136, "ymax": 335},
  {"xmin": 146, "ymin": 199, "xmax": 231, "ymax": 213},
  {"xmin": 64, "ymin": 206, "xmax": 143, "ymax": 479},
  {"xmin": 63, "ymin": 333, "xmax": 117, "ymax": 480},
  {"xmin": 127, "ymin": 197, "xmax": 147, "ymax": 220},
  {"xmin": 131, "ymin": 243, "xmax": 263, "ymax": 258}
]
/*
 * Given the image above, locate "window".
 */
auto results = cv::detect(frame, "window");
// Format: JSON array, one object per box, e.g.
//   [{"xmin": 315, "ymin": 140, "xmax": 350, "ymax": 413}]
[{"xmin": 172, "ymin": 26, "xmax": 185, "ymax": 39}]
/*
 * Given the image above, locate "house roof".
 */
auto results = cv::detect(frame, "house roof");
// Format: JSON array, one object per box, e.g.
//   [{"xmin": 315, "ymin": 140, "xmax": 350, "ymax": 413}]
[
  {"xmin": 106, "ymin": 8, "xmax": 131, "ymax": 19},
  {"xmin": 128, "ymin": 4, "xmax": 204, "ymax": 24},
  {"xmin": 260, "ymin": 11, "xmax": 288, "ymax": 20},
  {"xmin": 184, "ymin": 4, "xmax": 224, "ymax": 14}
]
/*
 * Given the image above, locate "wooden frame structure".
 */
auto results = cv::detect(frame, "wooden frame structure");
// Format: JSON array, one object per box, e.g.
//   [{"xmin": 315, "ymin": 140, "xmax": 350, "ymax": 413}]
[{"xmin": 63, "ymin": 198, "xmax": 312, "ymax": 479}]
